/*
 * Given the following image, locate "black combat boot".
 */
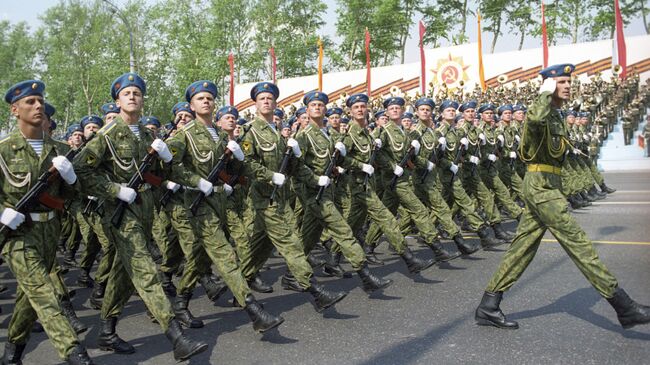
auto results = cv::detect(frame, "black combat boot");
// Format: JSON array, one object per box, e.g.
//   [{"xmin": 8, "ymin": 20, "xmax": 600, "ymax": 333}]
[
  {"xmin": 160, "ymin": 271, "xmax": 177, "ymax": 298},
  {"xmin": 478, "ymin": 225, "xmax": 504, "ymax": 249},
  {"xmin": 600, "ymin": 182, "xmax": 616, "ymax": 194},
  {"xmin": 577, "ymin": 192, "xmax": 592, "ymax": 206},
  {"xmin": 400, "ymin": 247, "xmax": 435, "ymax": 274},
  {"xmin": 199, "ymin": 274, "xmax": 228, "ymax": 302},
  {"xmin": 580, "ymin": 190, "xmax": 595, "ymax": 203},
  {"xmin": 65, "ymin": 344, "xmax": 94, "ymax": 365},
  {"xmin": 363, "ymin": 244, "xmax": 384, "ymax": 265},
  {"xmin": 356, "ymin": 263, "xmax": 392, "ymax": 293},
  {"xmin": 606, "ymin": 287, "xmax": 650, "ymax": 329},
  {"xmin": 97, "ymin": 317, "xmax": 135, "ymax": 354},
  {"xmin": 1, "ymin": 341, "xmax": 26, "ymax": 365},
  {"xmin": 244, "ymin": 294, "xmax": 284, "ymax": 333},
  {"xmin": 280, "ymin": 271, "xmax": 303, "ymax": 292},
  {"xmin": 307, "ymin": 279, "xmax": 347, "ymax": 312},
  {"xmin": 76, "ymin": 268, "xmax": 94, "ymax": 288},
  {"xmin": 475, "ymin": 291, "xmax": 519, "ymax": 329},
  {"xmin": 307, "ymin": 253, "xmax": 326, "ymax": 268},
  {"xmin": 173, "ymin": 292, "xmax": 204, "ymax": 328},
  {"xmin": 428, "ymin": 238, "xmax": 461, "ymax": 262},
  {"xmin": 63, "ymin": 249, "xmax": 77, "ymax": 270},
  {"xmin": 247, "ymin": 275, "xmax": 273, "ymax": 293},
  {"xmin": 492, "ymin": 222, "xmax": 515, "ymax": 242},
  {"xmin": 567, "ymin": 194, "xmax": 582, "ymax": 209},
  {"xmin": 588, "ymin": 186, "xmax": 607, "ymax": 200},
  {"xmin": 453, "ymin": 234, "xmax": 479, "ymax": 255},
  {"xmin": 88, "ymin": 281, "xmax": 106, "ymax": 310},
  {"xmin": 60, "ymin": 297, "xmax": 87, "ymax": 334},
  {"xmin": 164, "ymin": 319, "xmax": 208, "ymax": 361},
  {"xmin": 323, "ymin": 251, "xmax": 351, "ymax": 278}
]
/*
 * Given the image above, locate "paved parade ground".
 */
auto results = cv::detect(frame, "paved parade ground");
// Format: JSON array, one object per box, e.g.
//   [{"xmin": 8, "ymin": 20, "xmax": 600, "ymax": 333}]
[{"xmin": 1, "ymin": 171, "xmax": 648, "ymax": 365}]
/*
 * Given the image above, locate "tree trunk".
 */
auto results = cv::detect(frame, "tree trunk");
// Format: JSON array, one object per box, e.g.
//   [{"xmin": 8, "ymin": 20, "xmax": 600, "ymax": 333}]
[
  {"xmin": 490, "ymin": 17, "xmax": 501, "ymax": 53},
  {"xmin": 640, "ymin": 0, "xmax": 649, "ymax": 34},
  {"xmin": 571, "ymin": 1, "xmax": 580, "ymax": 43},
  {"xmin": 347, "ymin": 38, "xmax": 357, "ymax": 71},
  {"xmin": 518, "ymin": 27, "xmax": 525, "ymax": 50},
  {"xmin": 460, "ymin": 0, "xmax": 468, "ymax": 41}
]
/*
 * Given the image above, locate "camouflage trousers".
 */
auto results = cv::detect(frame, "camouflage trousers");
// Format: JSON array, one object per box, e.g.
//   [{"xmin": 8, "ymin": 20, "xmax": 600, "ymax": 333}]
[
  {"xmin": 461, "ymin": 165, "xmax": 502, "ymax": 225},
  {"xmin": 152, "ymin": 206, "xmax": 183, "ymax": 275},
  {"xmin": 84, "ymin": 210, "xmax": 115, "ymax": 286},
  {"xmin": 480, "ymin": 164, "xmax": 523, "ymax": 219},
  {"xmin": 74, "ymin": 208, "xmax": 103, "ymax": 274},
  {"xmin": 439, "ymin": 169, "xmax": 486, "ymax": 231}
]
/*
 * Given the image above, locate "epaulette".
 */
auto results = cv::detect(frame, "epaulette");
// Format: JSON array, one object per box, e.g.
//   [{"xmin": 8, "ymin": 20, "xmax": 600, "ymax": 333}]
[
  {"xmin": 97, "ymin": 120, "xmax": 117, "ymax": 135},
  {"xmin": 0, "ymin": 135, "xmax": 10, "ymax": 145}
]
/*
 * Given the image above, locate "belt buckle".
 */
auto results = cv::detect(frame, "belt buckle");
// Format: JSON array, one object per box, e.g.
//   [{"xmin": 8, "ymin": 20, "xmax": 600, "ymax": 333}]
[{"xmin": 38, "ymin": 212, "xmax": 48, "ymax": 222}]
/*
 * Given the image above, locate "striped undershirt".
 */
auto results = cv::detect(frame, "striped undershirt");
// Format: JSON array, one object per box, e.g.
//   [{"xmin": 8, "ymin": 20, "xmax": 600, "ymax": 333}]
[
  {"xmin": 206, "ymin": 127, "xmax": 219, "ymax": 142},
  {"xmin": 128, "ymin": 124, "xmax": 141, "ymax": 140},
  {"xmin": 26, "ymin": 139, "xmax": 44, "ymax": 157}
]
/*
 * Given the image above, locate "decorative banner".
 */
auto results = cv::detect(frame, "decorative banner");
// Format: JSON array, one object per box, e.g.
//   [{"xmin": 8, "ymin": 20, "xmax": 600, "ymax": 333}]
[
  {"xmin": 541, "ymin": 1, "xmax": 548, "ymax": 68},
  {"xmin": 364, "ymin": 28, "xmax": 371, "ymax": 97},
  {"xmin": 228, "ymin": 53, "xmax": 235, "ymax": 106},
  {"xmin": 477, "ymin": 11, "xmax": 486, "ymax": 91},
  {"xmin": 614, "ymin": 0, "xmax": 627, "ymax": 78},
  {"xmin": 269, "ymin": 47, "xmax": 277, "ymax": 84},
  {"xmin": 419, "ymin": 20, "xmax": 426, "ymax": 95},
  {"xmin": 432, "ymin": 53, "xmax": 469, "ymax": 89},
  {"xmin": 318, "ymin": 37, "xmax": 324, "ymax": 91}
]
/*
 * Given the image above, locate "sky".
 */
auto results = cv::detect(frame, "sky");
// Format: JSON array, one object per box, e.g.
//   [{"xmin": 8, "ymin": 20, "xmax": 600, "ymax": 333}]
[{"xmin": 2, "ymin": 0, "xmax": 648, "ymax": 65}]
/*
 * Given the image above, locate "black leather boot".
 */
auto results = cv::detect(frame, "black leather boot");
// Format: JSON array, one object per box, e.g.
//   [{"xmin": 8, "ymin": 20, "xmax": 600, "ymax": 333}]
[
  {"xmin": 307, "ymin": 279, "xmax": 347, "ymax": 312},
  {"xmin": 307, "ymin": 253, "xmax": 326, "ymax": 268},
  {"xmin": 199, "ymin": 274, "xmax": 228, "ymax": 302},
  {"xmin": 567, "ymin": 194, "xmax": 582, "ymax": 209},
  {"xmin": 97, "ymin": 317, "xmax": 135, "ymax": 354},
  {"xmin": 428, "ymin": 238, "xmax": 461, "ymax": 262},
  {"xmin": 478, "ymin": 225, "xmax": 504, "ymax": 248},
  {"xmin": 66, "ymin": 344, "xmax": 94, "ymax": 365},
  {"xmin": 453, "ymin": 234, "xmax": 479, "ymax": 255},
  {"xmin": 247, "ymin": 275, "xmax": 273, "ymax": 293},
  {"xmin": 606, "ymin": 287, "xmax": 650, "ymax": 329},
  {"xmin": 491, "ymin": 222, "xmax": 515, "ymax": 242},
  {"xmin": 63, "ymin": 250, "xmax": 77, "ymax": 270},
  {"xmin": 581, "ymin": 190, "xmax": 595, "ymax": 203},
  {"xmin": 475, "ymin": 291, "xmax": 519, "ymax": 329},
  {"xmin": 164, "ymin": 319, "xmax": 208, "ymax": 361},
  {"xmin": 280, "ymin": 271, "xmax": 303, "ymax": 292},
  {"xmin": 576, "ymin": 192, "xmax": 591, "ymax": 206},
  {"xmin": 244, "ymin": 294, "xmax": 284, "ymax": 333},
  {"xmin": 400, "ymin": 247, "xmax": 435, "ymax": 274},
  {"xmin": 323, "ymin": 251, "xmax": 351, "ymax": 278},
  {"xmin": 60, "ymin": 297, "xmax": 87, "ymax": 334},
  {"xmin": 363, "ymin": 244, "xmax": 384, "ymax": 265},
  {"xmin": 600, "ymin": 182, "xmax": 616, "ymax": 194},
  {"xmin": 1, "ymin": 342, "xmax": 25, "ymax": 365},
  {"xmin": 174, "ymin": 292, "xmax": 204, "ymax": 328},
  {"xmin": 588, "ymin": 186, "xmax": 606, "ymax": 200},
  {"xmin": 160, "ymin": 271, "xmax": 177, "ymax": 298},
  {"xmin": 76, "ymin": 268, "xmax": 94, "ymax": 288},
  {"xmin": 356, "ymin": 263, "xmax": 392, "ymax": 293},
  {"xmin": 88, "ymin": 281, "xmax": 106, "ymax": 310}
]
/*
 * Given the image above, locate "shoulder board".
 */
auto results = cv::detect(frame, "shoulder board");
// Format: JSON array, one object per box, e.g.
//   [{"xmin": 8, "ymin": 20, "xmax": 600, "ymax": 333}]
[
  {"xmin": 184, "ymin": 120, "xmax": 196, "ymax": 130},
  {"xmin": 97, "ymin": 120, "xmax": 117, "ymax": 135},
  {"xmin": 0, "ymin": 135, "xmax": 10, "ymax": 144}
]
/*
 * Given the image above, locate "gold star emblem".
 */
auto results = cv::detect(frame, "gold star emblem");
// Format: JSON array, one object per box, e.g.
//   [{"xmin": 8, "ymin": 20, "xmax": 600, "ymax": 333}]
[
  {"xmin": 564, "ymin": 65, "xmax": 572, "ymax": 73},
  {"xmin": 203, "ymin": 82, "xmax": 208, "ymax": 87},
  {"xmin": 31, "ymin": 83, "xmax": 38, "ymax": 90}
]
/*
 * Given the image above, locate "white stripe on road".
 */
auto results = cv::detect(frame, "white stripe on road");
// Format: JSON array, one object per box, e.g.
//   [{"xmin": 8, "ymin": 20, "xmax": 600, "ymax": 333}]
[{"xmin": 591, "ymin": 201, "xmax": 650, "ymax": 205}]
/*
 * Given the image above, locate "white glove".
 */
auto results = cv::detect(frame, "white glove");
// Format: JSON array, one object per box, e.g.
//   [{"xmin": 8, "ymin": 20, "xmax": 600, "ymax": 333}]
[
  {"xmin": 488, "ymin": 154, "xmax": 497, "ymax": 162},
  {"xmin": 227, "ymin": 140, "xmax": 244, "ymax": 161},
  {"xmin": 509, "ymin": 151, "xmax": 517, "ymax": 159},
  {"xmin": 318, "ymin": 176, "xmax": 330, "ymax": 187},
  {"xmin": 393, "ymin": 165, "xmax": 404, "ymax": 177},
  {"xmin": 460, "ymin": 137, "xmax": 469, "ymax": 147},
  {"xmin": 497, "ymin": 135, "xmax": 504, "ymax": 146},
  {"xmin": 449, "ymin": 163, "xmax": 459, "ymax": 174},
  {"xmin": 583, "ymin": 134, "xmax": 589, "ymax": 140},
  {"xmin": 539, "ymin": 78, "xmax": 557, "ymax": 94},
  {"xmin": 223, "ymin": 183, "xmax": 233, "ymax": 196},
  {"xmin": 151, "ymin": 139, "xmax": 172, "ymax": 163},
  {"xmin": 410, "ymin": 140, "xmax": 421, "ymax": 155},
  {"xmin": 426, "ymin": 161, "xmax": 435, "ymax": 171},
  {"xmin": 469, "ymin": 155, "xmax": 479, "ymax": 165},
  {"xmin": 336, "ymin": 166, "xmax": 346, "ymax": 174},
  {"xmin": 88, "ymin": 196, "xmax": 98, "ymax": 201},
  {"xmin": 374, "ymin": 138, "xmax": 382, "ymax": 149},
  {"xmin": 52, "ymin": 156, "xmax": 77, "ymax": 185},
  {"xmin": 334, "ymin": 142, "xmax": 347, "ymax": 157},
  {"xmin": 272, "ymin": 172, "xmax": 286, "ymax": 186},
  {"xmin": 573, "ymin": 148, "xmax": 580, "ymax": 155},
  {"xmin": 361, "ymin": 163, "xmax": 374, "ymax": 176},
  {"xmin": 515, "ymin": 135, "xmax": 520, "ymax": 143},
  {"xmin": 197, "ymin": 178, "xmax": 213, "ymax": 196},
  {"xmin": 479, "ymin": 133, "xmax": 486, "ymax": 145},
  {"xmin": 287, "ymin": 138, "xmax": 302, "ymax": 157},
  {"xmin": 437, "ymin": 137, "xmax": 447, "ymax": 148},
  {"xmin": 166, "ymin": 181, "xmax": 181, "ymax": 192},
  {"xmin": 117, "ymin": 186, "xmax": 137, "ymax": 204},
  {"xmin": 0, "ymin": 207, "xmax": 25, "ymax": 230}
]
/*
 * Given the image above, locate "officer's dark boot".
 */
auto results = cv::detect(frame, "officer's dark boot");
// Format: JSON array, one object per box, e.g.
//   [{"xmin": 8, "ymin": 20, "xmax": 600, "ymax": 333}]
[
  {"xmin": 280, "ymin": 271, "xmax": 303, "ymax": 292},
  {"xmin": 567, "ymin": 194, "xmax": 581, "ymax": 209},
  {"xmin": 307, "ymin": 253, "xmax": 326, "ymax": 268},
  {"xmin": 581, "ymin": 190, "xmax": 596, "ymax": 203},
  {"xmin": 88, "ymin": 281, "xmax": 106, "ymax": 310},
  {"xmin": 578, "ymin": 191, "xmax": 593, "ymax": 206},
  {"xmin": 1, "ymin": 341, "xmax": 25, "ymax": 365},
  {"xmin": 600, "ymin": 182, "xmax": 616, "ymax": 194},
  {"xmin": 247, "ymin": 275, "xmax": 273, "ymax": 293},
  {"xmin": 63, "ymin": 250, "xmax": 77, "ymax": 270},
  {"xmin": 356, "ymin": 263, "xmax": 392, "ymax": 293},
  {"xmin": 475, "ymin": 291, "xmax": 519, "ymax": 329},
  {"xmin": 306, "ymin": 279, "xmax": 347, "ymax": 312},
  {"xmin": 428, "ymin": 238, "xmax": 461, "ymax": 262},
  {"xmin": 164, "ymin": 318, "xmax": 208, "ymax": 361},
  {"xmin": 174, "ymin": 292, "xmax": 204, "ymax": 328},
  {"xmin": 199, "ymin": 274, "xmax": 227, "ymax": 302},
  {"xmin": 400, "ymin": 247, "xmax": 435, "ymax": 274},
  {"xmin": 588, "ymin": 186, "xmax": 606, "ymax": 200},
  {"xmin": 606, "ymin": 287, "xmax": 650, "ymax": 329},
  {"xmin": 363, "ymin": 244, "xmax": 384, "ymax": 265},
  {"xmin": 492, "ymin": 222, "xmax": 515, "ymax": 242},
  {"xmin": 478, "ymin": 225, "xmax": 504, "ymax": 249},
  {"xmin": 97, "ymin": 317, "xmax": 135, "ymax": 354},
  {"xmin": 60, "ymin": 297, "xmax": 87, "ymax": 334},
  {"xmin": 244, "ymin": 294, "xmax": 284, "ymax": 333},
  {"xmin": 323, "ymin": 251, "xmax": 351, "ymax": 278},
  {"xmin": 453, "ymin": 234, "xmax": 479, "ymax": 255},
  {"xmin": 160, "ymin": 271, "xmax": 177, "ymax": 298},
  {"xmin": 147, "ymin": 241, "xmax": 162, "ymax": 264},
  {"xmin": 76, "ymin": 268, "xmax": 94, "ymax": 288},
  {"xmin": 66, "ymin": 344, "xmax": 94, "ymax": 365}
]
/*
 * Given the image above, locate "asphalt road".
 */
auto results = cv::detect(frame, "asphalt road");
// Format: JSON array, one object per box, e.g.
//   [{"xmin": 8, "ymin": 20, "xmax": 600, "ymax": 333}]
[{"xmin": 1, "ymin": 171, "xmax": 649, "ymax": 365}]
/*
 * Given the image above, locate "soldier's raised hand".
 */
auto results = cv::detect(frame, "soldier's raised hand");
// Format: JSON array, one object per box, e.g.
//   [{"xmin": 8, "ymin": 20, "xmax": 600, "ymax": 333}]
[
  {"xmin": 539, "ymin": 78, "xmax": 557, "ymax": 94},
  {"xmin": 52, "ymin": 155, "xmax": 77, "ymax": 185}
]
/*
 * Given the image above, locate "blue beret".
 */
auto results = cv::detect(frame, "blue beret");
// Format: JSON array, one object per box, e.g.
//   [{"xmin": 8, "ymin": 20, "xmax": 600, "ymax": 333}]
[
  {"xmin": 100, "ymin": 102, "xmax": 120, "ymax": 116},
  {"xmin": 295, "ymin": 107, "xmax": 307, "ymax": 118},
  {"xmin": 111, "ymin": 72, "xmax": 146, "ymax": 100},
  {"xmin": 303, "ymin": 91, "xmax": 329, "ymax": 105},
  {"xmin": 459, "ymin": 101, "xmax": 478, "ymax": 112},
  {"xmin": 287, "ymin": 116, "xmax": 297, "ymax": 125},
  {"xmin": 325, "ymin": 107, "xmax": 343, "ymax": 117},
  {"xmin": 165, "ymin": 122, "xmax": 174, "ymax": 130},
  {"xmin": 216, "ymin": 106, "xmax": 239, "ymax": 121},
  {"xmin": 455, "ymin": 115, "xmax": 464, "ymax": 123},
  {"xmin": 512, "ymin": 104, "xmax": 526, "ymax": 112},
  {"xmin": 368, "ymin": 122, "xmax": 376, "ymax": 130},
  {"xmin": 497, "ymin": 104, "xmax": 513, "ymax": 115},
  {"xmin": 250, "ymin": 82, "xmax": 280, "ymax": 101},
  {"xmin": 49, "ymin": 120, "xmax": 57, "ymax": 131},
  {"xmin": 141, "ymin": 116, "xmax": 160, "ymax": 128},
  {"xmin": 274, "ymin": 108, "xmax": 285, "ymax": 118},
  {"xmin": 539, "ymin": 63, "xmax": 575, "ymax": 79},
  {"xmin": 439, "ymin": 100, "xmax": 459, "ymax": 112},
  {"xmin": 577, "ymin": 112, "xmax": 589, "ymax": 118},
  {"xmin": 346, "ymin": 93, "xmax": 369, "ymax": 107},
  {"xmin": 172, "ymin": 101, "xmax": 193, "ymax": 117},
  {"xmin": 5, "ymin": 80, "xmax": 45, "ymax": 104},
  {"xmin": 237, "ymin": 118, "xmax": 248, "ymax": 126},
  {"xmin": 281, "ymin": 122, "xmax": 291, "ymax": 129},
  {"xmin": 44, "ymin": 103, "xmax": 56, "ymax": 119},
  {"xmin": 340, "ymin": 117, "xmax": 350, "ymax": 124},
  {"xmin": 80, "ymin": 115, "xmax": 104, "ymax": 129},
  {"xmin": 383, "ymin": 96, "xmax": 405, "ymax": 108},
  {"xmin": 478, "ymin": 104, "xmax": 496, "ymax": 114},
  {"xmin": 401, "ymin": 112, "xmax": 414, "ymax": 120},
  {"xmin": 185, "ymin": 80, "xmax": 217, "ymax": 102},
  {"xmin": 415, "ymin": 98, "xmax": 435, "ymax": 109},
  {"xmin": 374, "ymin": 110, "xmax": 385, "ymax": 119},
  {"xmin": 566, "ymin": 110, "xmax": 577, "ymax": 117},
  {"xmin": 67, "ymin": 123, "xmax": 83, "ymax": 135}
]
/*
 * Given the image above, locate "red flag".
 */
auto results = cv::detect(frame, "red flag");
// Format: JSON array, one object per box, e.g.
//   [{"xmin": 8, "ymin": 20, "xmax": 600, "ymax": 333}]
[
  {"xmin": 418, "ymin": 20, "xmax": 426, "ymax": 95},
  {"xmin": 228, "ymin": 53, "xmax": 235, "ymax": 106},
  {"xmin": 541, "ymin": 1, "xmax": 548, "ymax": 68},
  {"xmin": 614, "ymin": 0, "xmax": 627, "ymax": 78},
  {"xmin": 269, "ymin": 47, "xmax": 277, "ymax": 84},
  {"xmin": 364, "ymin": 28, "xmax": 371, "ymax": 97}
]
